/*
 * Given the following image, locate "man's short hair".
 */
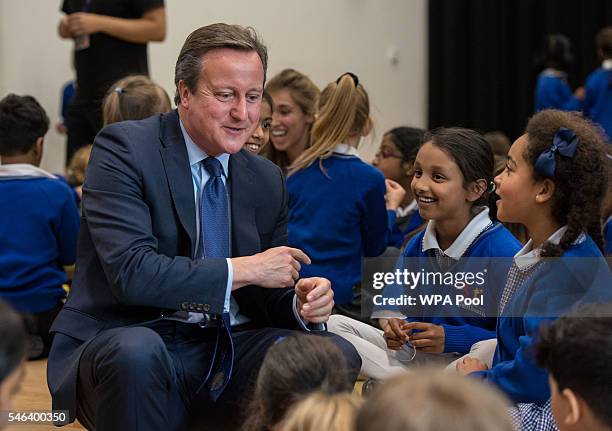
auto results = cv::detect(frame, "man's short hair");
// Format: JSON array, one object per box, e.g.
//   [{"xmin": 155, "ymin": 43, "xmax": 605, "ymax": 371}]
[
  {"xmin": 173, "ymin": 23, "xmax": 268, "ymax": 105},
  {"xmin": 535, "ymin": 303, "xmax": 612, "ymax": 428},
  {"xmin": 0, "ymin": 94, "xmax": 49, "ymax": 157},
  {"xmin": 0, "ymin": 300, "xmax": 27, "ymax": 383}
]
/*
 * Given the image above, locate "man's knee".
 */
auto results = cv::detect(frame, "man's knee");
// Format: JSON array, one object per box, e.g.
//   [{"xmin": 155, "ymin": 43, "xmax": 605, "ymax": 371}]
[{"xmin": 96, "ymin": 327, "xmax": 172, "ymax": 379}]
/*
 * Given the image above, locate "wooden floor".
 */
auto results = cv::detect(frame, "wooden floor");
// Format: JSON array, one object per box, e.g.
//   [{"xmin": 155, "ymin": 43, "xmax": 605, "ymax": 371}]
[{"xmin": 6, "ymin": 360, "xmax": 84, "ymax": 431}]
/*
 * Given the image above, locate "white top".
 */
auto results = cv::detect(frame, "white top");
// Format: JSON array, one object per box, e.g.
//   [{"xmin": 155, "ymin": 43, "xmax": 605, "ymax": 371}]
[{"xmin": 514, "ymin": 226, "xmax": 585, "ymax": 269}]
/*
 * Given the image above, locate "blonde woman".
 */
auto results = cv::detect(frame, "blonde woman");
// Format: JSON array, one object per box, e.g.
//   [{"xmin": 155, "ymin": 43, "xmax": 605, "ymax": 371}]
[{"xmin": 264, "ymin": 69, "xmax": 319, "ymax": 172}]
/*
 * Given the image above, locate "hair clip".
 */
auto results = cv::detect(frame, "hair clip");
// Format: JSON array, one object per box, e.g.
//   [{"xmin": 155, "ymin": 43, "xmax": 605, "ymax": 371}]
[
  {"xmin": 113, "ymin": 87, "xmax": 124, "ymax": 95},
  {"xmin": 336, "ymin": 72, "xmax": 359, "ymax": 87},
  {"xmin": 534, "ymin": 127, "xmax": 579, "ymax": 178}
]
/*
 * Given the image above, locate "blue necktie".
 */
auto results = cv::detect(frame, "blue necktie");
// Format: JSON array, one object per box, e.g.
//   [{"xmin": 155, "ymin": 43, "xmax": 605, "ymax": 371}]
[
  {"xmin": 200, "ymin": 157, "xmax": 233, "ymax": 401},
  {"xmin": 200, "ymin": 157, "xmax": 229, "ymax": 259}
]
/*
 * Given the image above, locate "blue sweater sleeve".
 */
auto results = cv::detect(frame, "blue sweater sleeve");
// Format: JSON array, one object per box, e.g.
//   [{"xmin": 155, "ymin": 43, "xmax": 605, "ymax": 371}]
[
  {"xmin": 441, "ymin": 323, "xmax": 496, "ymax": 354},
  {"xmin": 474, "ymin": 317, "xmax": 550, "ymax": 404},
  {"xmin": 360, "ymin": 173, "xmax": 389, "ymax": 257}
]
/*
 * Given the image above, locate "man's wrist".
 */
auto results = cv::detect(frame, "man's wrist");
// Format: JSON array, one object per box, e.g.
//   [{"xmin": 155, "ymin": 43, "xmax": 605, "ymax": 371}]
[{"xmin": 230, "ymin": 255, "xmax": 257, "ymax": 290}]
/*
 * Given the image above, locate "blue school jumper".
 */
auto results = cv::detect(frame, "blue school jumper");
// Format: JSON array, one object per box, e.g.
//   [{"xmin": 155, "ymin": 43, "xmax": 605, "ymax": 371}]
[
  {"xmin": 473, "ymin": 236, "xmax": 612, "ymax": 404},
  {"xmin": 605, "ymin": 216, "xmax": 612, "ymax": 255},
  {"xmin": 399, "ymin": 223, "xmax": 521, "ymax": 354},
  {"xmin": 583, "ymin": 64, "xmax": 612, "ymax": 142},
  {"xmin": 534, "ymin": 70, "xmax": 581, "ymax": 112},
  {"xmin": 0, "ymin": 175, "xmax": 80, "ymax": 313},
  {"xmin": 287, "ymin": 152, "xmax": 388, "ymax": 305}
]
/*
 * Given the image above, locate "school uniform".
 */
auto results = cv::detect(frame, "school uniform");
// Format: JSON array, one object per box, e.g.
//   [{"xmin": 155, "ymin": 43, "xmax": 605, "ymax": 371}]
[
  {"xmin": 386, "ymin": 200, "xmax": 424, "ymax": 249},
  {"xmin": 471, "ymin": 227, "xmax": 612, "ymax": 404},
  {"xmin": 534, "ymin": 69, "xmax": 582, "ymax": 112},
  {"xmin": 583, "ymin": 59, "xmax": 612, "ymax": 142},
  {"xmin": 287, "ymin": 144, "xmax": 388, "ymax": 305},
  {"xmin": 328, "ymin": 207, "xmax": 521, "ymax": 379}
]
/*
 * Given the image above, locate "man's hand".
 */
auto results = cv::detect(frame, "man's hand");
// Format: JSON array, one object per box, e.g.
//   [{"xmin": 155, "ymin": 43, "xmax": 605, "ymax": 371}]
[
  {"xmin": 456, "ymin": 357, "xmax": 488, "ymax": 375},
  {"xmin": 403, "ymin": 321, "xmax": 445, "ymax": 353},
  {"xmin": 231, "ymin": 246, "xmax": 311, "ymax": 290},
  {"xmin": 66, "ymin": 13, "xmax": 104, "ymax": 37},
  {"xmin": 295, "ymin": 277, "xmax": 334, "ymax": 323},
  {"xmin": 383, "ymin": 318, "xmax": 410, "ymax": 350},
  {"xmin": 385, "ymin": 179, "xmax": 407, "ymax": 211}
]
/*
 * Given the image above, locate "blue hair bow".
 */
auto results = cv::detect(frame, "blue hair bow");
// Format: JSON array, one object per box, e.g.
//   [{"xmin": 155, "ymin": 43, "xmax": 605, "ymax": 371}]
[{"xmin": 534, "ymin": 127, "xmax": 579, "ymax": 178}]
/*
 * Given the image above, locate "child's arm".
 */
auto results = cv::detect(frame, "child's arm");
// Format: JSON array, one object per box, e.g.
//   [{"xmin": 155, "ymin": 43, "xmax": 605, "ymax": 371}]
[{"xmin": 470, "ymin": 317, "xmax": 550, "ymax": 404}]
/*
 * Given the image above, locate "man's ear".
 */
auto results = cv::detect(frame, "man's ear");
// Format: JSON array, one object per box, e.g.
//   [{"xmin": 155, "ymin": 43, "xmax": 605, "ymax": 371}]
[
  {"xmin": 561, "ymin": 388, "xmax": 582, "ymax": 426},
  {"xmin": 177, "ymin": 80, "xmax": 191, "ymax": 109},
  {"xmin": 535, "ymin": 178, "xmax": 555, "ymax": 204},
  {"xmin": 467, "ymin": 179, "xmax": 488, "ymax": 202}
]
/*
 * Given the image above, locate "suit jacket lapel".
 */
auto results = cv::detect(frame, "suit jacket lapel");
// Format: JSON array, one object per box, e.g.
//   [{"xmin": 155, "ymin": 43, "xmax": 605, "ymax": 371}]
[
  {"xmin": 159, "ymin": 110, "xmax": 197, "ymax": 256},
  {"xmin": 229, "ymin": 151, "xmax": 260, "ymax": 257}
]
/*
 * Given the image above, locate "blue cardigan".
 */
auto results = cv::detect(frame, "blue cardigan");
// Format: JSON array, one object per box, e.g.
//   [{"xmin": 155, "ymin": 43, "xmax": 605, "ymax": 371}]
[
  {"xmin": 605, "ymin": 217, "xmax": 612, "ymax": 256},
  {"xmin": 473, "ymin": 236, "xmax": 612, "ymax": 404},
  {"xmin": 583, "ymin": 67, "xmax": 612, "ymax": 142},
  {"xmin": 534, "ymin": 73, "xmax": 581, "ymax": 112},
  {"xmin": 0, "ymin": 176, "xmax": 80, "ymax": 312},
  {"xmin": 287, "ymin": 155, "xmax": 388, "ymax": 304},
  {"xmin": 379, "ymin": 223, "xmax": 521, "ymax": 354}
]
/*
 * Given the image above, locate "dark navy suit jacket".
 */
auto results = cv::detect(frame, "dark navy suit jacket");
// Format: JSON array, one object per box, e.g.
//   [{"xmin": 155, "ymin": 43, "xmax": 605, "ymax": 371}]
[{"xmin": 47, "ymin": 110, "xmax": 301, "ymax": 420}]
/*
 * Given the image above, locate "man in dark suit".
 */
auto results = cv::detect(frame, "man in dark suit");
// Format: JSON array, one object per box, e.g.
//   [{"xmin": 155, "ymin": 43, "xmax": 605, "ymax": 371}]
[{"xmin": 47, "ymin": 23, "xmax": 360, "ymax": 430}]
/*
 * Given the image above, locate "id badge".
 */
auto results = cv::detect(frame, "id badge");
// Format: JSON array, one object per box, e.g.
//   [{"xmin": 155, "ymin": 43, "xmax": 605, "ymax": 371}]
[{"xmin": 75, "ymin": 34, "xmax": 90, "ymax": 51}]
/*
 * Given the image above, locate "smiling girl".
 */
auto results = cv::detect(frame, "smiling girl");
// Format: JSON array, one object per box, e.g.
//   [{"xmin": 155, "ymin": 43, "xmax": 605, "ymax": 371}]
[
  {"xmin": 329, "ymin": 128, "xmax": 521, "ymax": 379},
  {"xmin": 264, "ymin": 69, "xmax": 319, "ymax": 172},
  {"xmin": 243, "ymin": 91, "xmax": 273, "ymax": 155}
]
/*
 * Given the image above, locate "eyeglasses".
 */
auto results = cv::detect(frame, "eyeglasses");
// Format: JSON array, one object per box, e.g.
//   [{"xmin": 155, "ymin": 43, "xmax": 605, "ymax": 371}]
[{"xmin": 374, "ymin": 149, "xmax": 403, "ymax": 160}]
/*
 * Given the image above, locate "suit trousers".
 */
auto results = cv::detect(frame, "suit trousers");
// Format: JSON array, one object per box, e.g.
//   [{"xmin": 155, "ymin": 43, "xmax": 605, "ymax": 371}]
[{"xmin": 75, "ymin": 319, "xmax": 361, "ymax": 431}]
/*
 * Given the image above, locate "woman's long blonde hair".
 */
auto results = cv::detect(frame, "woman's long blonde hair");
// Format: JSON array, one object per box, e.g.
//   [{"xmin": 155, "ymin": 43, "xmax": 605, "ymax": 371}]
[
  {"xmin": 288, "ymin": 73, "xmax": 369, "ymax": 176},
  {"xmin": 278, "ymin": 392, "xmax": 361, "ymax": 431}
]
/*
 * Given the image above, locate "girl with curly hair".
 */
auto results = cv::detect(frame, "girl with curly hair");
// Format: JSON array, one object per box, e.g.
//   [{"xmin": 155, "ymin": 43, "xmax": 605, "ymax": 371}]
[{"xmin": 457, "ymin": 109, "xmax": 612, "ymax": 406}]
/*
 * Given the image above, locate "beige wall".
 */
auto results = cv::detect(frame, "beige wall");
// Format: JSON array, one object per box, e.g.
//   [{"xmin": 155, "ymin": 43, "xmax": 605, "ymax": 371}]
[{"xmin": 0, "ymin": 0, "xmax": 427, "ymax": 173}]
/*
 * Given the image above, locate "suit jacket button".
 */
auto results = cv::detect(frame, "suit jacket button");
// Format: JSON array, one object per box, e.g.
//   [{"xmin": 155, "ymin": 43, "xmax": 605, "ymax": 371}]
[{"xmin": 203, "ymin": 304, "xmax": 211, "ymax": 312}]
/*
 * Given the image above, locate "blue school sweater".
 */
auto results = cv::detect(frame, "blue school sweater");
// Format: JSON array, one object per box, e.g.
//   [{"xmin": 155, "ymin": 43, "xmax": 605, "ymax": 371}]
[
  {"xmin": 0, "ymin": 176, "xmax": 80, "ymax": 312},
  {"xmin": 583, "ymin": 67, "xmax": 612, "ymax": 142},
  {"xmin": 386, "ymin": 223, "xmax": 521, "ymax": 354},
  {"xmin": 386, "ymin": 209, "xmax": 423, "ymax": 248},
  {"xmin": 473, "ymin": 236, "xmax": 612, "ymax": 404},
  {"xmin": 287, "ymin": 154, "xmax": 388, "ymax": 305},
  {"xmin": 534, "ymin": 72, "xmax": 581, "ymax": 112}
]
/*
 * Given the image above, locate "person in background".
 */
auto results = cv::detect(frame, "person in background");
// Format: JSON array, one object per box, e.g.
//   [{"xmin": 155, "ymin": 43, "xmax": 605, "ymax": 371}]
[
  {"xmin": 355, "ymin": 371, "xmax": 515, "ymax": 431},
  {"xmin": 534, "ymin": 34, "xmax": 583, "ymax": 113},
  {"xmin": 264, "ymin": 69, "xmax": 319, "ymax": 172},
  {"xmin": 583, "ymin": 27, "xmax": 612, "ymax": 143},
  {"xmin": 101, "ymin": 74, "xmax": 172, "ymax": 126},
  {"xmin": 278, "ymin": 392, "xmax": 361, "ymax": 431},
  {"xmin": 287, "ymin": 73, "xmax": 388, "ymax": 317},
  {"xmin": 0, "ymin": 94, "xmax": 79, "ymax": 360},
  {"xmin": 242, "ymin": 334, "xmax": 354, "ymax": 431},
  {"xmin": 244, "ymin": 91, "xmax": 274, "ymax": 155},
  {"xmin": 373, "ymin": 126, "xmax": 426, "ymax": 250},
  {"xmin": 58, "ymin": 0, "xmax": 166, "ymax": 165}
]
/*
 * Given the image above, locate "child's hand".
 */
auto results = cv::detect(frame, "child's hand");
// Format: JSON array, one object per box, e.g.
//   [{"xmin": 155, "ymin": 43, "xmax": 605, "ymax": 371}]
[
  {"xmin": 456, "ymin": 357, "xmax": 488, "ymax": 375},
  {"xmin": 383, "ymin": 318, "xmax": 409, "ymax": 350},
  {"xmin": 385, "ymin": 179, "xmax": 407, "ymax": 211},
  {"xmin": 403, "ymin": 322, "xmax": 445, "ymax": 353}
]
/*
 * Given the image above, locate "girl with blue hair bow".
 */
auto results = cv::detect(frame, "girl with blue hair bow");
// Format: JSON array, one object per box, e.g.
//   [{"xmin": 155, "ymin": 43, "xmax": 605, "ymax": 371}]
[{"xmin": 457, "ymin": 110, "xmax": 612, "ymax": 407}]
